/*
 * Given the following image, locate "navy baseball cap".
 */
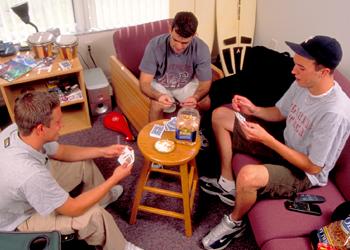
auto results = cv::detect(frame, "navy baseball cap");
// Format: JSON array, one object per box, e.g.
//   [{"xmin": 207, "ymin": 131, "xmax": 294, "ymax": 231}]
[{"xmin": 286, "ymin": 35, "xmax": 342, "ymax": 69}]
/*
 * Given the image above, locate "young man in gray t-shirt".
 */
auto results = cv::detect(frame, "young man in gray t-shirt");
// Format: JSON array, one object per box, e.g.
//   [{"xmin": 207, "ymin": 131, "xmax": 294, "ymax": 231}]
[
  {"xmin": 139, "ymin": 11, "xmax": 212, "ymax": 121},
  {"xmin": 200, "ymin": 36, "xmax": 350, "ymax": 250}
]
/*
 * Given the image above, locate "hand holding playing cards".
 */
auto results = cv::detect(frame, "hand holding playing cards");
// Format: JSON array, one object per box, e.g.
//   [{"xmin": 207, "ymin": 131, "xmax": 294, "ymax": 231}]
[
  {"xmin": 158, "ymin": 94, "xmax": 174, "ymax": 109},
  {"xmin": 117, "ymin": 147, "xmax": 135, "ymax": 167},
  {"xmin": 240, "ymin": 122, "xmax": 273, "ymax": 144},
  {"xmin": 181, "ymin": 96, "xmax": 197, "ymax": 108},
  {"xmin": 100, "ymin": 144, "xmax": 127, "ymax": 158},
  {"xmin": 232, "ymin": 95, "xmax": 257, "ymax": 115},
  {"xmin": 112, "ymin": 163, "xmax": 132, "ymax": 183}
]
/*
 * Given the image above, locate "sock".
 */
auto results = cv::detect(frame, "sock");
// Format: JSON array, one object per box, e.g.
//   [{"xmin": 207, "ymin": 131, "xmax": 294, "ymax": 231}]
[
  {"xmin": 218, "ymin": 176, "xmax": 236, "ymax": 193},
  {"xmin": 228, "ymin": 214, "xmax": 242, "ymax": 225}
]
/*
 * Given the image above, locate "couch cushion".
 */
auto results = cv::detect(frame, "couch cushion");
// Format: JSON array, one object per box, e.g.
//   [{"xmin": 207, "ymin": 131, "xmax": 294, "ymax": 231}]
[
  {"xmin": 333, "ymin": 137, "xmax": 350, "ymax": 200},
  {"xmin": 335, "ymin": 70, "xmax": 350, "ymax": 96},
  {"xmin": 261, "ymin": 237, "xmax": 311, "ymax": 250},
  {"xmin": 248, "ymin": 182, "xmax": 345, "ymax": 247},
  {"xmin": 113, "ymin": 19, "xmax": 171, "ymax": 77},
  {"xmin": 332, "ymin": 70, "xmax": 350, "ymax": 200}
]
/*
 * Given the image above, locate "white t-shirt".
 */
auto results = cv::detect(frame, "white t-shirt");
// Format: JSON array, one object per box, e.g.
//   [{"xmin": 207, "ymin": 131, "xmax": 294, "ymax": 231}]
[
  {"xmin": 276, "ymin": 81, "xmax": 350, "ymax": 186},
  {"xmin": 0, "ymin": 124, "xmax": 68, "ymax": 231}
]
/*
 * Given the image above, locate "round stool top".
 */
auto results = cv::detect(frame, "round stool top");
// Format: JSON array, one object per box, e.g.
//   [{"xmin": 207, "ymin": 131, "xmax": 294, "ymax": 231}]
[{"xmin": 137, "ymin": 120, "xmax": 200, "ymax": 166}]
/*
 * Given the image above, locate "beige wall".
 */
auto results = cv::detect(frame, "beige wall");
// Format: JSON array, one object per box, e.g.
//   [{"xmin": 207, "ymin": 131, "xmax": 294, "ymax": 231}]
[
  {"xmin": 77, "ymin": 30, "xmax": 115, "ymax": 80},
  {"xmin": 1, "ymin": 0, "xmax": 349, "ymax": 107},
  {"xmin": 254, "ymin": 0, "xmax": 350, "ymax": 79},
  {"xmin": 78, "ymin": 0, "xmax": 350, "ymax": 79}
]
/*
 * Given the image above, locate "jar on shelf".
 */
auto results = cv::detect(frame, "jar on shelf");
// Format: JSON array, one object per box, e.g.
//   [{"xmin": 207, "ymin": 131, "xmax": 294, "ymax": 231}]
[{"xmin": 175, "ymin": 107, "xmax": 200, "ymax": 146}]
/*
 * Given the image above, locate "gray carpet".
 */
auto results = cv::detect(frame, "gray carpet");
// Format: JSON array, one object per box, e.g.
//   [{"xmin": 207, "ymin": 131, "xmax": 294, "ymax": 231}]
[{"xmin": 59, "ymin": 112, "xmax": 259, "ymax": 250}]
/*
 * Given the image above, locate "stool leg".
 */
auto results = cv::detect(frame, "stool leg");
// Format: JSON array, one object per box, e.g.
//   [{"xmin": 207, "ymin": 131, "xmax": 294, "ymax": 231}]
[
  {"xmin": 189, "ymin": 159, "xmax": 198, "ymax": 210},
  {"xmin": 129, "ymin": 159, "xmax": 150, "ymax": 224},
  {"xmin": 179, "ymin": 163, "xmax": 192, "ymax": 237}
]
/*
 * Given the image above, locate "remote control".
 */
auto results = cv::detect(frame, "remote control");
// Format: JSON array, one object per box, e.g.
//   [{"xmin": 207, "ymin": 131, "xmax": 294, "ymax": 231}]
[
  {"xmin": 284, "ymin": 200, "xmax": 322, "ymax": 216},
  {"xmin": 294, "ymin": 194, "xmax": 326, "ymax": 204}
]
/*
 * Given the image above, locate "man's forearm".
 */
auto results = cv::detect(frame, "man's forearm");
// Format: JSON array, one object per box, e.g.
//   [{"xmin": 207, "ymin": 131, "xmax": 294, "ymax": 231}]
[
  {"xmin": 140, "ymin": 81, "xmax": 163, "ymax": 101},
  {"xmin": 52, "ymin": 145, "xmax": 103, "ymax": 162},
  {"xmin": 253, "ymin": 106, "xmax": 285, "ymax": 122},
  {"xmin": 193, "ymin": 80, "xmax": 211, "ymax": 100},
  {"xmin": 265, "ymin": 136, "xmax": 321, "ymax": 174},
  {"xmin": 56, "ymin": 175, "xmax": 121, "ymax": 217}
]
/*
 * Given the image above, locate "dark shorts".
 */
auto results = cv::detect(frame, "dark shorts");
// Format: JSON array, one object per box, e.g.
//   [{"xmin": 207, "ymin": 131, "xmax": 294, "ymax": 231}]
[{"xmin": 232, "ymin": 115, "xmax": 312, "ymax": 198}]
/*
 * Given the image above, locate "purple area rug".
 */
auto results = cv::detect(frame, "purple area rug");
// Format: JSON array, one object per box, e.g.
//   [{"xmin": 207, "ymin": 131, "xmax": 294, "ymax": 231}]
[{"xmin": 59, "ymin": 112, "xmax": 259, "ymax": 250}]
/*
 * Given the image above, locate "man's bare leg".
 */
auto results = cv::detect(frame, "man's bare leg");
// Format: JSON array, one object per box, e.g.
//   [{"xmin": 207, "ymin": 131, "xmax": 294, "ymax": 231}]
[
  {"xmin": 201, "ymin": 164, "xmax": 269, "ymax": 249},
  {"xmin": 230, "ymin": 164, "xmax": 269, "ymax": 220},
  {"xmin": 212, "ymin": 107, "xmax": 236, "ymax": 181},
  {"xmin": 149, "ymin": 100, "xmax": 164, "ymax": 121},
  {"xmin": 197, "ymin": 95, "xmax": 211, "ymax": 111}
]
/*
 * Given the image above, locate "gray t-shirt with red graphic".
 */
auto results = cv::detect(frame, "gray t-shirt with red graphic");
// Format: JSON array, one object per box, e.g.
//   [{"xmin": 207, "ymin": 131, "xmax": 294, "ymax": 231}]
[
  {"xmin": 139, "ymin": 34, "xmax": 212, "ymax": 89},
  {"xmin": 276, "ymin": 81, "xmax": 350, "ymax": 186}
]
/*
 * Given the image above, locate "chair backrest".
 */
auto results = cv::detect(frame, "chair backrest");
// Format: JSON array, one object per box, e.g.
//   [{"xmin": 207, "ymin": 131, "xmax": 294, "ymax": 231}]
[
  {"xmin": 333, "ymin": 70, "xmax": 350, "ymax": 201},
  {"xmin": 112, "ymin": 19, "xmax": 171, "ymax": 78}
]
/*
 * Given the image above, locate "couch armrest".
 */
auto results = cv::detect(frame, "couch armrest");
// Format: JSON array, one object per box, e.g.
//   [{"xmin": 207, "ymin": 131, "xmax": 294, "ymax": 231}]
[
  {"xmin": 211, "ymin": 64, "xmax": 225, "ymax": 81},
  {"xmin": 110, "ymin": 55, "xmax": 150, "ymax": 132}
]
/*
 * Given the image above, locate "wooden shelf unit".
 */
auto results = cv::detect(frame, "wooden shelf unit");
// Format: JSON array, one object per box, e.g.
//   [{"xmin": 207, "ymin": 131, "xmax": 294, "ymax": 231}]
[{"xmin": 0, "ymin": 56, "xmax": 91, "ymax": 135}]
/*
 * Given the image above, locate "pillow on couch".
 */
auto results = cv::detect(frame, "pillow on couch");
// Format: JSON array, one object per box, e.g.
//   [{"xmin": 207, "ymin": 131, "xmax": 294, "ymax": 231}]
[{"xmin": 209, "ymin": 46, "xmax": 295, "ymax": 110}]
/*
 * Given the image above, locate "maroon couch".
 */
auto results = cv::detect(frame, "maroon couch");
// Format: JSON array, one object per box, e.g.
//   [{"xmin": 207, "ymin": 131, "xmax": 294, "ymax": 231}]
[{"xmin": 232, "ymin": 70, "xmax": 350, "ymax": 250}]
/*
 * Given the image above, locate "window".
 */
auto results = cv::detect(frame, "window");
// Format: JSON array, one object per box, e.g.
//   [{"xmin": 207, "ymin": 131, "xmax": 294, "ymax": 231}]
[{"xmin": 0, "ymin": 0, "xmax": 169, "ymax": 42}]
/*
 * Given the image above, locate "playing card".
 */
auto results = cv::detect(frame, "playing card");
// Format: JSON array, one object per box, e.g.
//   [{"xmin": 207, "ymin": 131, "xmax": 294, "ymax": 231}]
[
  {"xmin": 118, "ymin": 147, "xmax": 135, "ymax": 166},
  {"xmin": 235, "ymin": 112, "xmax": 246, "ymax": 124},
  {"xmin": 164, "ymin": 117, "xmax": 176, "ymax": 131}
]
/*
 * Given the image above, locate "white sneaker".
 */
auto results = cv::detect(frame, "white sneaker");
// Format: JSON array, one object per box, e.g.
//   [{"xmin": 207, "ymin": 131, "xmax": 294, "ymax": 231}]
[
  {"xmin": 199, "ymin": 177, "xmax": 235, "ymax": 206},
  {"xmin": 124, "ymin": 241, "xmax": 143, "ymax": 250},
  {"xmin": 101, "ymin": 185, "xmax": 123, "ymax": 208},
  {"xmin": 202, "ymin": 215, "xmax": 246, "ymax": 250}
]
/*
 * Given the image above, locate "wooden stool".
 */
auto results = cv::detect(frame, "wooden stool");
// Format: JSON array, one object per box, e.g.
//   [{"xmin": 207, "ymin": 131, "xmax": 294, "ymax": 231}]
[{"xmin": 129, "ymin": 120, "xmax": 200, "ymax": 237}]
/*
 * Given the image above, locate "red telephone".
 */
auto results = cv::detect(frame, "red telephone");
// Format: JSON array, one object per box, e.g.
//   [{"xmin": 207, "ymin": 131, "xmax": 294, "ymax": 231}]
[{"xmin": 103, "ymin": 111, "xmax": 135, "ymax": 141}]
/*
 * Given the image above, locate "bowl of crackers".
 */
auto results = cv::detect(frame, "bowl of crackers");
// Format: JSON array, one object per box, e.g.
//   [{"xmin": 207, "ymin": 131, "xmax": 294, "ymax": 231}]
[{"xmin": 154, "ymin": 139, "xmax": 175, "ymax": 153}]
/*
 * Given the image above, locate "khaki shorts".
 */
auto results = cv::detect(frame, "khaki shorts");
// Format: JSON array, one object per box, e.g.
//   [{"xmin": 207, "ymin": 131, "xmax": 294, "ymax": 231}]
[
  {"xmin": 232, "ymin": 114, "xmax": 312, "ymax": 198},
  {"xmin": 151, "ymin": 78, "xmax": 199, "ymax": 103}
]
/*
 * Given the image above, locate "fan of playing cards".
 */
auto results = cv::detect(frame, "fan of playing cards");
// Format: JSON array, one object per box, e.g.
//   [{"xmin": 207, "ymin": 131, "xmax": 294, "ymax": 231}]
[
  {"xmin": 117, "ymin": 147, "xmax": 135, "ymax": 166},
  {"xmin": 164, "ymin": 117, "xmax": 176, "ymax": 131}
]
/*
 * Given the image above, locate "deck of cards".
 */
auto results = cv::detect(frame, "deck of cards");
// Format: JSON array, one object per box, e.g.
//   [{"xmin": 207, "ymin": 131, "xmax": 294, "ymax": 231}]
[
  {"xmin": 117, "ymin": 147, "xmax": 135, "ymax": 166},
  {"xmin": 150, "ymin": 124, "xmax": 165, "ymax": 138},
  {"xmin": 235, "ymin": 112, "xmax": 246, "ymax": 124}
]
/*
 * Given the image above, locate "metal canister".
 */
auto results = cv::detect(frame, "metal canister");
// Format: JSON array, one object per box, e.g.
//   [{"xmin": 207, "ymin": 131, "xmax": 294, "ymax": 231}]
[{"xmin": 27, "ymin": 32, "xmax": 54, "ymax": 59}]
